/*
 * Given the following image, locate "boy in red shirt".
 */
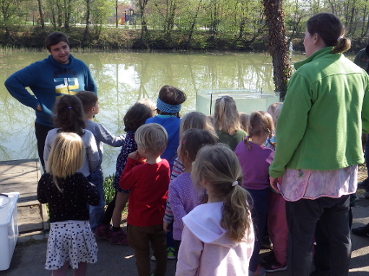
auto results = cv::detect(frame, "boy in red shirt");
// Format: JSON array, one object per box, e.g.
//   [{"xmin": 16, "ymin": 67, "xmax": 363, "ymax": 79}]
[{"xmin": 119, "ymin": 123, "xmax": 170, "ymax": 276}]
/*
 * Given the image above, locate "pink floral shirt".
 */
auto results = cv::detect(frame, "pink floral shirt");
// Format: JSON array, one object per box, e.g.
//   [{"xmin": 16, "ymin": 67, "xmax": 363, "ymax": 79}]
[{"xmin": 279, "ymin": 165, "xmax": 357, "ymax": 202}]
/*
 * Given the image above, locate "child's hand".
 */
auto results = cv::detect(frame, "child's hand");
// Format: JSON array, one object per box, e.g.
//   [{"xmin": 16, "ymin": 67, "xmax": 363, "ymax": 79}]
[
  {"xmin": 163, "ymin": 222, "xmax": 170, "ymax": 232},
  {"xmin": 270, "ymin": 176, "xmax": 281, "ymax": 193}
]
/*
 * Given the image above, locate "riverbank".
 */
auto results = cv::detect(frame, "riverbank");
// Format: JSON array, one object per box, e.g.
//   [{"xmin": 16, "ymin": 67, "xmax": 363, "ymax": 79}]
[{"xmin": 1, "ymin": 26, "xmax": 367, "ymax": 53}]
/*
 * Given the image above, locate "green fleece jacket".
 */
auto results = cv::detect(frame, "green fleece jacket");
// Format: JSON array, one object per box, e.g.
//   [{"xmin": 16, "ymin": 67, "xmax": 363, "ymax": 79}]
[{"xmin": 269, "ymin": 47, "xmax": 369, "ymax": 178}]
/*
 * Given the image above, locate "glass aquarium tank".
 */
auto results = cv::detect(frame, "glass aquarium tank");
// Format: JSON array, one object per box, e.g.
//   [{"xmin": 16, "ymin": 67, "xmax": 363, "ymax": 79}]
[{"xmin": 196, "ymin": 89, "xmax": 280, "ymax": 115}]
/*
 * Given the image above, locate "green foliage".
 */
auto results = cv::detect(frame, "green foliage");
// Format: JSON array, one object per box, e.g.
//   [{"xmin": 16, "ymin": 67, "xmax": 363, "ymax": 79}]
[{"xmin": 103, "ymin": 175, "xmax": 116, "ymax": 204}]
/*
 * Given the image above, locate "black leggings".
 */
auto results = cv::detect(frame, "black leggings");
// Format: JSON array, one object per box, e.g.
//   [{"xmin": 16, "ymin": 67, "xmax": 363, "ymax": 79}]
[
  {"xmin": 100, "ymin": 192, "xmax": 117, "ymax": 225},
  {"xmin": 35, "ymin": 122, "xmax": 53, "ymax": 169}
]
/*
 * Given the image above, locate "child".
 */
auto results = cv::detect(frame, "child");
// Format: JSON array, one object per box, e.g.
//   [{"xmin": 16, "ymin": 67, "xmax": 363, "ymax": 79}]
[
  {"xmin": 213, "ymin": 96, "xmax": 247, "ymax": 150},
  {"xmin": 166, "ymin": 128, "xmax": 217, "ymax": 257},
  {"xmin": 239, "ymin": 112, "xmax": 250, "ymax": 133},
  {"xmin": 162, "ymin": 111, "xmax": 215, "ymax": 259},
  {"xmin": 37, "ymin": 132, "xmax": 100, "ymax": 276},
  {"xmin": 176, "ymin": 144, "xmax": 254, "ymax": 275},
  {"xmin": 44, "ymin": 95, "xmax": 100, "ymax": 182},
  {"xmin": 234, "ymin": 111, "xmax": 275, "ymax": 276},
  {"xmin": 171, "ymin": 111, "xmax": 216, "ymax": 179},
  {"xmin": 94, "ymin": 101, "xmax": 155, "ymax": 244},
  {"xmin": 146, "ymin": 85, "xmax": 187, "ymax": 168},
  {"xmin": 262, "ymin": 102, "xmax": 288, "ymax": 272},
  {"xmin": 120, "ymin": 123, "xmax": 170, "ymax": 276},
  {"xmin": 76, "ymin": 91, "xmax": 125, "ymax": 232},
  {"xmin": 145, "ymin": 85, "xmax": 186, "ymax": 259}
]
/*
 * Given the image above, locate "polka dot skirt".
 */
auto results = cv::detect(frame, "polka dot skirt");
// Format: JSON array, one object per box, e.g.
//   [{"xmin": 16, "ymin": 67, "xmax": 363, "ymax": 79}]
[{"xmin": 45, "ymin": 220, "xmax": 98, "ymax": 270}]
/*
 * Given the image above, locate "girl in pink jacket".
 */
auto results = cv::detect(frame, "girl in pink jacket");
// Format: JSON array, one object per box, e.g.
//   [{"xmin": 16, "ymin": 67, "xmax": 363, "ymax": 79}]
[{"xmin": 176, "ymin": 144, "xmax": 254, "ymax": 276}]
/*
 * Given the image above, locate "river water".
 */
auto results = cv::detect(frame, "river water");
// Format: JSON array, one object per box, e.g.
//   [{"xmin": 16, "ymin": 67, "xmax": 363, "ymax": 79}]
[{"xmin": 1, "ymin": 49, "xmax": 307, "ymax": 176}]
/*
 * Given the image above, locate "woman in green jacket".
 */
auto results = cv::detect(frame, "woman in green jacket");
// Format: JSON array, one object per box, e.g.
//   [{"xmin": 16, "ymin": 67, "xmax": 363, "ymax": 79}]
[{"xmin": 269, "ymin": 13, "xmax": 369, "ymax": 276}]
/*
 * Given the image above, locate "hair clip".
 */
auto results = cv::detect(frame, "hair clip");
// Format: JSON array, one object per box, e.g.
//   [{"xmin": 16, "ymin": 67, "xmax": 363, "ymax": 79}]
[{"xmin": 232, "ymin": 181, "xmax": 238, "ymax": 186}]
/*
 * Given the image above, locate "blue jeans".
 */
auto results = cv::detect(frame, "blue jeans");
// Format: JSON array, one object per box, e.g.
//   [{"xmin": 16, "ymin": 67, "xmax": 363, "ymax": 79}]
[
  {"xmin": 87, "ymin": 168, "xmax": 105, "ymax": 232},
  {"xmin": 247, "ymin": 188, "xmax": 269, "ymax": 272}
]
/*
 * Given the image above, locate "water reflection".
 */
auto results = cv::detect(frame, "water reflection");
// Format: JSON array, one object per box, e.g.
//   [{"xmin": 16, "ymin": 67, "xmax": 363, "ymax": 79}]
[{"xmin": 0, "ymin": 50, "xmax": 303, "ymax": 176}]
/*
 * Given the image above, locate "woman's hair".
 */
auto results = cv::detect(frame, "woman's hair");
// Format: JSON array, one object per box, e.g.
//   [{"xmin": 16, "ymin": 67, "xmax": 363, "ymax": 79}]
[
  {"xmin": 178, "ymin": 129, "xmax": 217, "ymax": 162},
  {"xmin": 213, "ymin": 96, "xmax": 241, "ymax": 135},
  {"xmin": 124, "ymin": 102, "xmax": 155, "ymax": 132},
  {"xmin": 47, "ymin": 132, "xmax": 85, "ymax": 192},
  {"xmin": 75, "ymin": 91, "xmax": 98, "ymax": 115},
  {"xmin": 245, "ymin": 111, "xmax": 274, "ymax": 149},
  {"xmin": 306, "ymin": 12, "xmax": 351, "ymax": 54},
  {"xmin": 239, "ymin": 112, "xmax": 250, "ymax": 133},
  {"xmin": 157, "ymin": 85, "xmax": 187, "ymax": 117},
  {"xmin": 54, "ymin": 95, "xmax": 85, "ymax": 136},
  {"xmin": 191, "ymin": 144, "xmax": 252, "ymax": 242},
  {"xmin": 180, "ymin": 111, "xmax": 216, "ymax": 137},
  {"xmin": 134, "ymin": 123, "xmax": 168, "ymax": 155}
]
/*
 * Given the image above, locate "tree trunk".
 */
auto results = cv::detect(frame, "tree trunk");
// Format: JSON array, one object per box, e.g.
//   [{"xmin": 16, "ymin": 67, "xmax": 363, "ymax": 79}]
[
  {"xmin": 37, "ymin": 0, "xmax": 44, "ymax": 28},
  {"xmin": 138, "ymin": 0, "xmax": 150, "ymax": 49},
  {"xmin": 83, "ymin": 0, "xmax": 91, "ymax": 46},
  {"xmin": 263, "ymin": 0, "xmax": 292, "ymax": 101}
]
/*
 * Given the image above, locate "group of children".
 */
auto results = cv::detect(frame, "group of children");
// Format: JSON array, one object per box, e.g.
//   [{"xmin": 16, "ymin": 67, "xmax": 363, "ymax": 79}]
[{"xmin": 37, "ymin": 83, "xmax": 285, "ymax": 276}]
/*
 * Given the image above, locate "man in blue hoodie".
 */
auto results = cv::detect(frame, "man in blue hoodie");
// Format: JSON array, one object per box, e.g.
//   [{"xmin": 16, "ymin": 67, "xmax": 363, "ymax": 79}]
[{"xmin": 5, "ymin": 32, "xmax": 97, "ymax": 168}]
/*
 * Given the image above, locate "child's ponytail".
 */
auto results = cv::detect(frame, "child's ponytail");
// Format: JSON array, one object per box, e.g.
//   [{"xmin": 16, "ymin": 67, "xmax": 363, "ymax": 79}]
[
  {"xmin": 221, "ymin": 181, "xmax": 252, "ymax": 242},
  {"xmin": 192, "ymin": 144, "xmax": 252, "ymax": 242}
]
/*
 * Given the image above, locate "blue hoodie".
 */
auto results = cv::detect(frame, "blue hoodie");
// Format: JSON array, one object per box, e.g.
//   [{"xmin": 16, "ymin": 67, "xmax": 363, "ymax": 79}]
[{"xmin": 5, "ymin": 54, "xmax": 97, "ymax": 127}]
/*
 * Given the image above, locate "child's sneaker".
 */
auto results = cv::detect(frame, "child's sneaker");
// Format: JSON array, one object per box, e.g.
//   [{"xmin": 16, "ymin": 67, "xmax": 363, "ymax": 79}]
[
  {"xmin": 94, "ymin": 225, "xmax": 110, "ymax": 240},
  {"xmin": 249, "ymin": 265, "xmax": 266, "ymax": 276},
  {"xmin": 109, "ymin": 228, "xmax": 128, "ymax": 245},
  {"xmin": 167, "ymin": 247, "xmax": 176, "ymax": 260},
  {"xmin": 264, "ymin": 260, "xmax": 287, "ymax": 272},
  {"xmin": 261, "ymin": 251, "xmax": 276, "ymax": 264}
]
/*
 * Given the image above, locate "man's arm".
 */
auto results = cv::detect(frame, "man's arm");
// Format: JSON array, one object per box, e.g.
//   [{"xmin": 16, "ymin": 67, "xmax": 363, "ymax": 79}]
[{"xmin": 5, "ymin": 64, "xmax": 41, "ymax": 110}]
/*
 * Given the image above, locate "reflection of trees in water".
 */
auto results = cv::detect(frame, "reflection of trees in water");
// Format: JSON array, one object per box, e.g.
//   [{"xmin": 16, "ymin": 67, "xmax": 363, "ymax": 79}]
[
  {"xmin": 1, "ymin": 51, "xmax": 283, "ymax": 167},
  {"xmin": 0, "ymin": 97, "xmax": 37, "ymax": 161}
]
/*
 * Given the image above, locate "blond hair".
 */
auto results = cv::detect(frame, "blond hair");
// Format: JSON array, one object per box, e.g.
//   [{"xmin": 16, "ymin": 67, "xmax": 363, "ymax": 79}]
[
  {"xmin": 180, "ymin": 111, "xmax": 216, "ymax": 137},
  {"xmin": 191, "ymin": 144, "xmax": 252, "ymax": 242},
  {"xmin": 46, "ymin": 132, "xmax": 85, "ymax": 192},
  {"xmin": 267, "ymin": 102, "xmax": 283, "ymax": 126},
  {"xmin": 137, "ymin": 98, "xmax": 157, "ymax": 114},
  {"xmin": 245, "ymin": 111, "xmax": 274, "ymax": 149},
  {"xmin": 135, "ymin": 123, "xmax": 168, "ymax": 156},
  {"xmin": 213, "ymin": 96, "xmax": 241, "ymax": 135},
  {"xmin": 239, "ymin": 112, "xmax": 250, "ymax": 133}
]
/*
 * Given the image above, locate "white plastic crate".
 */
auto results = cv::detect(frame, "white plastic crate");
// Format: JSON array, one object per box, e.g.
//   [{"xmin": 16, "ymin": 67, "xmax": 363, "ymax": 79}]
[{"xmin": 0, "ymin": 192, "xmax": 19, "ymax": 271}]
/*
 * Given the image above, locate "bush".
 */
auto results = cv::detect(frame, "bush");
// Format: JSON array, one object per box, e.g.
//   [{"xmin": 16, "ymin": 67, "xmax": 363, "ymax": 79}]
[{"xmin": 103, "ymin": 175, "xmax": 116, "ymax": 204}]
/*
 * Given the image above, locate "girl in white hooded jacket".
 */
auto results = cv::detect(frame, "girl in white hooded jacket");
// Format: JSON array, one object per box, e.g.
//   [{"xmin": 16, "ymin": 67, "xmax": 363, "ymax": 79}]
[{"xmin": 176, "ymin": 144, "xmax": 254, "ymax": 276}]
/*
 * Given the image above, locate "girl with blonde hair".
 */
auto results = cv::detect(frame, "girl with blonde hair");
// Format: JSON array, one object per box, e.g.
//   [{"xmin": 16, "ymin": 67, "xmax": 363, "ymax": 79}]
[
  {"xmin": 176, "ymin": 144, "xmax": 254, "ymax": 275},
  {"xmin": 37, "ymin": 132, "xmax": 100, "ymax": 276},
  {"xmin": 213, "ymin": 96, "xmax": 246, "ymax": 150}
]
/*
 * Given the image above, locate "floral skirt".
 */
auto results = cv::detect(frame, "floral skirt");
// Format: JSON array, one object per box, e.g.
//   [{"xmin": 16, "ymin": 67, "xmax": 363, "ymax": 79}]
[{"xmin": 45, "ymin": 220, "xmax": 98, "ymax": 270}]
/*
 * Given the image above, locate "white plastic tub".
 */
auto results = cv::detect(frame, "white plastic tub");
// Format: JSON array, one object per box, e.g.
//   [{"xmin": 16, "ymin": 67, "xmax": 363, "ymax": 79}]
[{"xmin": 0, "ymin": 192, "xmax": 19, "ymax": 271}]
